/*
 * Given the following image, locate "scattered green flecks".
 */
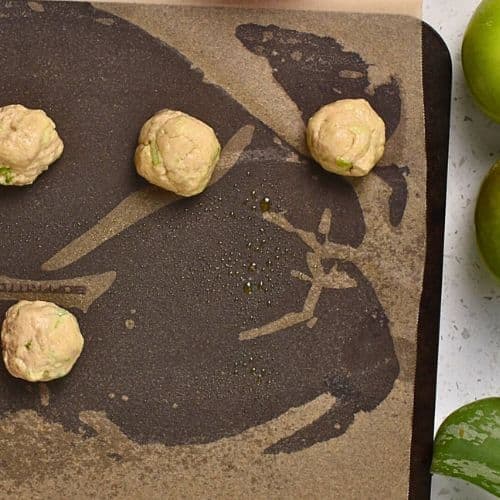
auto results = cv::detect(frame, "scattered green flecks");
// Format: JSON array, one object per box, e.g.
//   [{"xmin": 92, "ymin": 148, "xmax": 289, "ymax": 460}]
[
  {"xmin": 213, "ymin": 145, "xmax": 221, "ymax": 164},
  {"xmin": 56, "ymin": 308, "xmax": 69, "ymax": 317},
  {"xmin": 54, "ymin": 309, "xmax": 68, "ymax": 329},
  {"xmin": 0, "ymin": 165, "xmax": 14, "ymax": 185},
  {"xmin": 149, "ymin": 140, "xmax": 161, "ymax": 166},
  {"xmin": 259, "ymin": 196, "xmax": 271, "ymax": 213},
  {"xmin": 335, "ymin": 157, "xmax": 352, "ymax": 169}
]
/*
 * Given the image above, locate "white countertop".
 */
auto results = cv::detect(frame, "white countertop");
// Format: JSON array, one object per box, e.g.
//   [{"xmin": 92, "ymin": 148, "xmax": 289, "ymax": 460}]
[{"xmin": 423, "ymin": 1, "xmax": 500, "ymax": 498}]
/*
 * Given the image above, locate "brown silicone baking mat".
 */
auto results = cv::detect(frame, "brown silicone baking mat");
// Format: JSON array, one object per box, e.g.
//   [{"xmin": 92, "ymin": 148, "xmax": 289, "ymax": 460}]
[{"xmin": 0, "ymin": 1, "xmax": 450, "ymax": 498}]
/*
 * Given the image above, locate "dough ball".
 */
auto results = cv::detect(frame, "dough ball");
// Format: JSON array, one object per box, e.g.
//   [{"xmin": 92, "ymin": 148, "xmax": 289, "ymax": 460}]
[
  {"xmin": 135, "ymin": 109, "xmax": 221, "ymax": 197},
  {"xmin": 0, "ymin": 104, "xmax": 64, "ymax": 186},
  {"xmin": 306, "ymin": 99, "xmax": 385, "ymax": 177},
  {"xmin": 1, "ymin": 300, "xmax": 84, "ymax": 382}
]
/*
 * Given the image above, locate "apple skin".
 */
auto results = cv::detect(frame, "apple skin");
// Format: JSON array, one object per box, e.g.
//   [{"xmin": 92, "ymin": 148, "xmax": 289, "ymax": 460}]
[
  {"xmin": 475, "ymin": 161, "xmax": 500, "ymax": 279},
  {"xmin": 462, "ymin": 0, "xmax": 500, "ymax": 123}
]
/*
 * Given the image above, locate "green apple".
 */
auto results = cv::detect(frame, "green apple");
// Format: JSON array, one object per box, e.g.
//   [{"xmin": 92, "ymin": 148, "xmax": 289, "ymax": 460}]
[
  {"xmin": 462, "ymin": 0, "xmax": 500, "ymax": 122},
  {"xmin": 432, "ymin": 398, "xmax": 500, "ymax": 498},
  {"xmin": 475, "ymin": 161, "xmax": 500, "ymax": 278}
]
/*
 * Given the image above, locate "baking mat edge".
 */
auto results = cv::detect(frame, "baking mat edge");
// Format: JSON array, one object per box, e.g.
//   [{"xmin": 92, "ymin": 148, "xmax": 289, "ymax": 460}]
[{"xmin": 409, "ymin": 21, "xmax": 451, "ymax": 500}]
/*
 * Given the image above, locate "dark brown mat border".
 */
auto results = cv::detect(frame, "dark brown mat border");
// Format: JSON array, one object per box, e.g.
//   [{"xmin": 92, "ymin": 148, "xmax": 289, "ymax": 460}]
[{"xmin": 409, "ymin": 22, "xmax": 451, "ymax": 500}]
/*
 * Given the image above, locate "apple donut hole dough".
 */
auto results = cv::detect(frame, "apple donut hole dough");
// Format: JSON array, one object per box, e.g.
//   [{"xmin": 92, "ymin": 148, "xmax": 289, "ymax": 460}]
[
  {"xmin": 1, "ymin": 300, "xmax": 84, "ymax": 382},
  {"xmin": 134, "ymin": 109, "xmax": 221, "ymax": 197},
  {"xmin": 306, "ymin": 99, "xmax": 385, "ymax": 177},
  {"xmin": 0, "ymin": 104, "xmax": 64, "ymax": 186}
]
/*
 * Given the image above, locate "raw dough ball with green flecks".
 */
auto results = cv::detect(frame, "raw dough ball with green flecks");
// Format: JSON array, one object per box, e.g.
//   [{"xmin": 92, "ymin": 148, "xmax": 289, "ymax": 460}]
[
  {"xmin": 1, "ymin": 300, "xmax": 84, "ymax": 382},
  {"xmin": 306, "ymin": 99, "xmax": 385, "ymax": 177},
  {"xmin": 134, "ymin": 109, "xmax": 221, "ymax": 197},
  {"xmin": 0, "ymin": 104, "xmax": 64, "ymax": 186}
]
